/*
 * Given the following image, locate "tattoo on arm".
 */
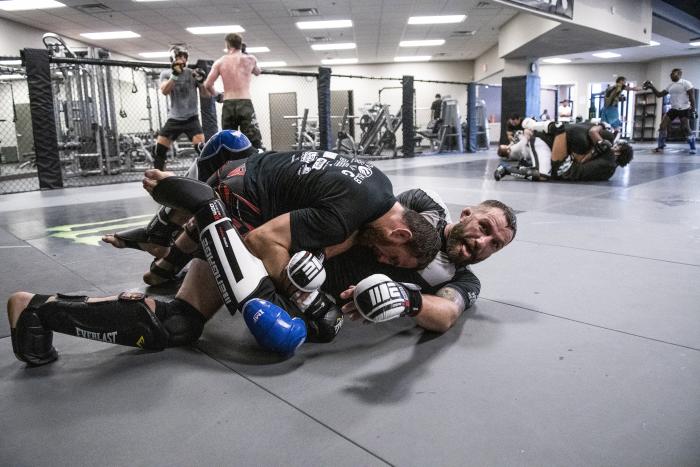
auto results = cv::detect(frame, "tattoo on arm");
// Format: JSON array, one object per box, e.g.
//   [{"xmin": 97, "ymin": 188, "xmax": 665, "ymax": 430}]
[{"xmin": 436, "ymin": 287, "xmax": 466, "ymax": 313}]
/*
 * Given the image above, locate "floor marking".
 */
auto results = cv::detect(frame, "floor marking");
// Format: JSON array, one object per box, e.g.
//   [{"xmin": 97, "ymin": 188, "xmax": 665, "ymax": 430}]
[{"xmin": 46, "ymin": 214, "xmax": 152, "ymax": 246}]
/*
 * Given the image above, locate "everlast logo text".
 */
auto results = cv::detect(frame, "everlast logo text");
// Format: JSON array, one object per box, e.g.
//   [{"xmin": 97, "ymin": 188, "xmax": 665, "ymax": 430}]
[{"xmin": 75, "ymin": 327, "xmax": 117, "ymax": 343}]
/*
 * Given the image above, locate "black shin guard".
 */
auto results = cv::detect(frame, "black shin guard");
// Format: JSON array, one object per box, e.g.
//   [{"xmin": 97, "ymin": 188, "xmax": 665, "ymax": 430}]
[
  {"xmin": 33, "ymin": 292, "xmax": 169, "ymax": 350},
  {"xmin": 12, "ymin": 294, "xmax": 57, "ymax": 366},
  {"xmin": 115, "ymin": 206, "xmax": 183, "ymax": 249},
  {"xmin": 154, "ymin": 143, "xmax": 169, "ymax": 170}
]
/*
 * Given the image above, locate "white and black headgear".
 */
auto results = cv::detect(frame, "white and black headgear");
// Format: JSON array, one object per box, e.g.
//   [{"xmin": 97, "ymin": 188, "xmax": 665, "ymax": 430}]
[{"xmin": 169, "ymin": 45, "xmax": 189, "ymax": 63}]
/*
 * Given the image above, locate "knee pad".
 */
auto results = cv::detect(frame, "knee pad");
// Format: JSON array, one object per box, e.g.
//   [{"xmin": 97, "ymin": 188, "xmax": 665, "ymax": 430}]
[{"xmin": 154, "ymin": 298, "xmax": 206, "ymax": 347}]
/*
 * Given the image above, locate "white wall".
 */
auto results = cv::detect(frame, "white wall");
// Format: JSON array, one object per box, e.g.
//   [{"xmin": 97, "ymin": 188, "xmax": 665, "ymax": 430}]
[
  {"xmin": 499, "ymin": 13, "xmax": 559, "ymax": 58},
  {"xmin": 572, "ymin": 0, "xmax": 652, "ymax": 45},
  {"xmin": 540, "ymin": 56, "xmax": 700, "ymax": 129},
  {"xmin": 539, "ymin": 62, "xmax": 647, "ymax": 120},
  {"xmin": 474, "ymin": 46, "xmax": 504, "ymax": 83}
]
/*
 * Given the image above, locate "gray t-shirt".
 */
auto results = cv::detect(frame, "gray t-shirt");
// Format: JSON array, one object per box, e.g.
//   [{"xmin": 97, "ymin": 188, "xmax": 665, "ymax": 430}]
[{"xmin": 159, "ymin": 68, "xmax": 200, "ymax": 120}]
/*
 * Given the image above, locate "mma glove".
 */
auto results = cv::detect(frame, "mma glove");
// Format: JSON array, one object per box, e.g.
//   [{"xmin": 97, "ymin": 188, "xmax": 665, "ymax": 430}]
[
  {"xmin": 215, "ymin": 93, "xmax": 224, "ymax": 104},
  {"xmin": 286, "ymin": 250, "xmax": 326, "ymax": 293},
  {"xmin": 642, "ymin": 80, "xmax": 652, "ymax": 90},
  {"xmin": 170, "ymin": 61, "xmax": 183, "ymax": 79},
  {"xmin": 593, "ymin": 139, "xmax": 613, "ymax": 158},
  {"xmin": 192, "ymin": 68, "xmax": 206, "ymax": 84},
  {"xmin": 691, "ymin": 108, "xmax": 698, "ymax": 120},
  {"xmin": 353, "ymin": 274, "xmax": 423, "ymax": 323},
  {"xmin": 285, "ymin": 250, "xmax": 341, "ymax": 342}
]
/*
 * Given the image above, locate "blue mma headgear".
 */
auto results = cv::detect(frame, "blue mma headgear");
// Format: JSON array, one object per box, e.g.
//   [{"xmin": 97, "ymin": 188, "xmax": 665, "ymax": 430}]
[{"xmin": 197, "ymin": 130, "xmax": 257, "ymax": 181}]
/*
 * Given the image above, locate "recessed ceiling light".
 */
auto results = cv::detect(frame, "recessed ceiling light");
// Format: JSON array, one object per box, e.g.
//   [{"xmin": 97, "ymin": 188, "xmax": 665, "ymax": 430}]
[
  {"xmin": 690, "ymin": 41, "xmax": 700, "ymax": 47},
  {"xmin": 321, "ymin": 58, "xmax": 358, "ymax": 65},
  {"xmin": 647, "ymin": 40, "xmax": 660, "ymax": 46},
  {"xmin": 187, "ymin": 25, "xmax": 245, "ymax": 35},
  {"xmin": 399, "ymin": 39, "xmax": 445, "ymax": 47},
  {"xmin": 138, "ymin": 51, "xmax": 171, "ymax": 58},
  {"xmin": 311, "ymin": 43, "xmax": 356, "ymax": 51},
  {"xmin": 245, "ymin": 46, "xmax": 270, "ymax": 53},
  {"xmin": 408, "ymin": 15, "xmax": 466, "ymax": 25},
  {"xmin": 592, "ymin": 52, "xmax": 621, "ymax": 58},
  {"xmin": 0, "ymin": 0, "xmax": 65, "ymax": 10},
  {"xmin": 541, "ymin": 57, "xmax": 571, "ymax": 64},
  {"xmin": 0, "ymin": 60, "xmax": 22, "ymax": 65},
  {"xmin": 81, "ymin": 31, "xmax": 140, "ymax": 40},
  {"xmin": 394, "ymin": 55, "xmax": 432, "ymax": 62},
  {"xmin": 296, "ymin": 20, "xmax": 352, "ymax": 30},
  {"xmin": 258, "ymin": 61, "xmax": 287, "ymax": 67}
]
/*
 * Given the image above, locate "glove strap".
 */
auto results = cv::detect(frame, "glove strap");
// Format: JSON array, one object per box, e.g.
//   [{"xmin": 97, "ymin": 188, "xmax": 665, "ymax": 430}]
[{"xmin": 400, "ymin": 282, "xmax": 423, "ymax": 317}]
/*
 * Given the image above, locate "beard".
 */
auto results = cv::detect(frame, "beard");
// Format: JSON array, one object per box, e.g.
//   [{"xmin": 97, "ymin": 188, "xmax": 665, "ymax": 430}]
[
  {"xmin": 357, "ymin": 224, "xmax": 392, "ymax": 261},
  {"xmin": 445, "ymin": 222, "xmax": 475, "ymax": 266}
]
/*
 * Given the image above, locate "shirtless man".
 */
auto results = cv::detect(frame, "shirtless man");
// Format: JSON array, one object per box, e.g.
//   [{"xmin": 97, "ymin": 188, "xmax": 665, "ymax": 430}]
[{"xmin": 204, "ymin": 33, "xmax": 263, "ymax": 148}]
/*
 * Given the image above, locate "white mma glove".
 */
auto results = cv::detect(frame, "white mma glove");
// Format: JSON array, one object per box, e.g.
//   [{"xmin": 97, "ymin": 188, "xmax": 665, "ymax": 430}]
[
  {"xmin": 286, "ymin": 250, "xmax": 326, "ymax": 292},
  {"xmin": 352, "ymin": 274, "xmax": 422, "ymax": 323}
]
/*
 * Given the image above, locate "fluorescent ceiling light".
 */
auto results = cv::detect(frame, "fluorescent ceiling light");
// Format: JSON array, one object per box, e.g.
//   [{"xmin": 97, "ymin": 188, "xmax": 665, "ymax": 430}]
[
  {"xmin": 0, "ymin": 74, "xmax": 26, "ymax": 80},
  {"xmin": 647, "ymin": 40, "xmax": 660, "ymax": 46},
  {"xmin": 138, "ymin": 51, "xmax": 170, "ymax": 58},
  {"xmin": 258, "ymin": 61, "xmax": 287, "ymax": 67},
  {"xmin": 81, "ymin": 31, "xmax": 140, "ymax": 40},
  {"xmin": 0, "ymin": 0, "xmax": 65, "ymax": 10},
  {"xmin": 187, "ymin": 25, "xmax": 245, "ymax": 35},
  {"xmin": 399, "ymin": 39, "xmax": 445, "ymax": 47},
  {"xmin": 245, "ymin": 46, "xmax": 270, "ymax": 53},
  {"xmin": 321, "ymin": 58, "xmax": 358, "ymax": 65},
  {"xmin": 0, "ymin": 60, "xmax": 22, "ymax": 65},
  {"xmin": 408, "ymin": 15, "xmax": 466, "ymax": 25},
  {"xmin": 394, "ymin": 55, "xmax": 432, "ymax": 62},
  {"xmin": 592, "ymin": 52, "xmax": 621, "ymax": 58},
  {"xmin": 311, "ymin": 43, "xmax": 356, "ymax": 51},
  {"xmin": 296, "ymin": 20, "xmax": 352, "ymax": 30},
  {"xmin": 541, "ymin": 57, "xmax": 571, "ymax": 64},
  {"xmin": 690, "ymin": 41, "xmax": 700, "ymax": 47}
]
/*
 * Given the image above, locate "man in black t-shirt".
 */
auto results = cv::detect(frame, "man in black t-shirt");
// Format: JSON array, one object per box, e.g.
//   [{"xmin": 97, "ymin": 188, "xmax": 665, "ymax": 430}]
[
  {"xmin": 500, "ymin": 113, "xmax": 524, "ymax": 145},
  {"xmin": 431, "ymin": 94, "xmax": 442, "ymax": 120},
  {"xmin": 495, "ymin": 121, "xmax": 634, "ymax": 182},
  {"xmin": 7, "ymin": 143, "xmax": 444, "ymax": 366},
  {"xmin": 326, "ymin": 190, "xmax": 517, "ymax": 333}
]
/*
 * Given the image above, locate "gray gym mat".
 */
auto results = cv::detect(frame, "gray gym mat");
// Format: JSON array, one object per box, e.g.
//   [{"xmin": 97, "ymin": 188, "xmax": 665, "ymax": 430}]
[{"xmin": 1, "ymin": 145, "xmax": 699, "ymax": 466}]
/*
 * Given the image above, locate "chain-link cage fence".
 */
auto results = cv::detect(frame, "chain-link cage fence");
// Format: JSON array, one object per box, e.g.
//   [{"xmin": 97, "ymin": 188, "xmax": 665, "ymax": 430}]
[
  {"xmin": 413, "ymin": 79, "xmax": 470, "ymax": 153},
  {"xmin": 329, "ymin": 74, "xmax": 406, "ymax": 159},
  {"xmin": 0, "ymin": 62, "xmax": 38, "ymax": 194},
  {"xmin": 227, "ymin": 70, "xmax": 319, "ymax": 152},
  {"xmin": 47, "ymin": 60, "xmax": 193, "ymax": 189}
]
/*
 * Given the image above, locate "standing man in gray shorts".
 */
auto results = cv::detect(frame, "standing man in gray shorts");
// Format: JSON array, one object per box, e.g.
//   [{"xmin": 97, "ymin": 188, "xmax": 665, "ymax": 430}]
[
  {"xmin": 155, "ymin": 45, "xmax": 210, "ymax": 170},
  {"xmin": 204, "ymin": 33, "xmax": 263, "ymax": 149}
]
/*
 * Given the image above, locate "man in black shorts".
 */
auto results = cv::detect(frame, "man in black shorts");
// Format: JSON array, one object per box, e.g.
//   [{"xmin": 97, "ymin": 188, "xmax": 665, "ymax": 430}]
[
  {"xmin": 494, "ymin": 120, "xmax": 633, "ymax": 182},
  {"xmin": 154, "ymin": 45, "xmax": 210, "ymax": 170},
  {"xmin": 643, "ymin": 68, "xmax": 696, "ymax": 155},
  {"xmin": 7, "ymin": 139, "xmax": 442, "ymax": 366},
  {"xmin": 204, "ymin": 33, "xmax": 263, "ymax": 148}
]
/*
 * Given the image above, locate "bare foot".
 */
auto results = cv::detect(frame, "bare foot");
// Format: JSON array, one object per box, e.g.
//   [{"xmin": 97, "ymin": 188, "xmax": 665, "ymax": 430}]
[
  {"xmin": 101, "ymin": 234, "xmax": 170, "ymax": 258},
  {"xmin": 7, "ymin": 292, "xmax": 36, "ymax": 328},
  {"xmin": 143, "ymin": 169, "xmax": 175, "ymax": 194}
]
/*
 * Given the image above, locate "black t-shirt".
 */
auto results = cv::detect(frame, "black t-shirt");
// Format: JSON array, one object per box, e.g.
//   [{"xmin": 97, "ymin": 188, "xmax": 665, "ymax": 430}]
[
  {"xmin": 242, "ymin": 150, "xmax": 396, "ymax": 252},
  {"xmin": 431, "ymin": 99, "xmax": 442, "ymax": 119},
  {"xmin": 500, "ymin": 121, "xmax": 524, "ymax": 144},
  {"xmin": 566, "ymin": 123, "xmax": 614, "ymax": 155},
  {"xmin": 562, "ymin": 154, "xmax": 617, "ymax": 181},
  {"xmin": 322, "ymin": 189, "xmax": 481, "ymax": 307}
]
